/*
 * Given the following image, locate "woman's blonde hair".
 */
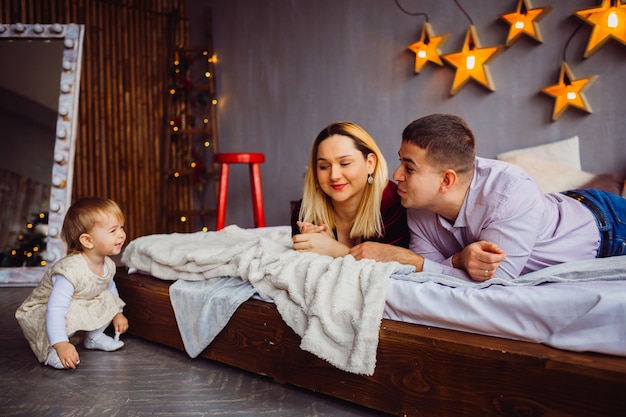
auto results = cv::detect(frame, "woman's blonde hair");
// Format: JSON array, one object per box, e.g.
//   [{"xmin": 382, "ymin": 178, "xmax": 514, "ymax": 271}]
[
  {"xmin": 299, "ymin": 121, "xmax": 388, "ymax": 240},
  {"xmin": 61, "ymin": 197, "xmax": 125, "ymax": 254}
]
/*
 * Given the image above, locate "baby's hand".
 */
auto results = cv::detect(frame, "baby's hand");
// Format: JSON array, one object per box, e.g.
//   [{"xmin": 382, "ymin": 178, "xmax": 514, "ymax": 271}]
[
  {"xmin": 53, "ymin": 341, "xmax": 80, "ymax": 369},
  {"xmin": 112, "ymin": 312, "xmax": 129, "ymax": 335}
]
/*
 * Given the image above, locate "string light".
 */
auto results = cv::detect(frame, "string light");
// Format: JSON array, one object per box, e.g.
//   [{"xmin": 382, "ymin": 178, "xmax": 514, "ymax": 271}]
[
  {"xmin": 2, "ymin": 212, "xmax": 49, "ymax": 267},
  {"xmin": 540, "ymin": 62, "xmax": 598, "ymax": 121},
  {"xmin": 165, "ymin": 46, "xmax": 219, "ymax": 232},
  {"xmin": 439, "ymin": 0, "xmax": 503, "ymax": 95},
  {"xmin": 441, "ymin": 25, "xmax": 503, "ymax": 95},
  {"xmin": 394, "ymin": 0, "xmax": 450, "ymax": 73},
  {"xmin": 574, "ymin": 0, "xmax": 626, "ymax": 58},
  {"xmin": 540, "ymin": 19, "xmax": 598, "ymax": 121},
  {"xmin": 408, "ymin": 22, "xmax": 450, "ymax": 73},
  {"xmin": 500, "ymin": 0, "xmax": 553, "ymax": 47}
]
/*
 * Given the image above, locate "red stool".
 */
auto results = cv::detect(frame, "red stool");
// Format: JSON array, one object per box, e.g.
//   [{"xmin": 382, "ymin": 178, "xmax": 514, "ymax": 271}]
[{"xmin": 214, "ymin": 153, "xmax": 266, "ymax": 230}]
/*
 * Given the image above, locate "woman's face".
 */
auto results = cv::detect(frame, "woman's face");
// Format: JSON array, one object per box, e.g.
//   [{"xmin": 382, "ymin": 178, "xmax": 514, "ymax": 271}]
[{"xmin": 315, "ymin": 134, "xmax": 374, "ymax": 206}]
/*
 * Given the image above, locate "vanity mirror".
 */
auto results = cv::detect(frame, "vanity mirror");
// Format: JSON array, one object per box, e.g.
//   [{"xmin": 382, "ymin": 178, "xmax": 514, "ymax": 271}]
[{"xmin": 0, "ymin": 23, "xmax": 84, "ymax": 285}]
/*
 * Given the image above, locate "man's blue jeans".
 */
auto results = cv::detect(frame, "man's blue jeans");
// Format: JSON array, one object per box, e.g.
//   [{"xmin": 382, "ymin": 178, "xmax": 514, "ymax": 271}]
[{"xmin": 563, "ymin": 189, "xmax": 626, "ymax": 257}]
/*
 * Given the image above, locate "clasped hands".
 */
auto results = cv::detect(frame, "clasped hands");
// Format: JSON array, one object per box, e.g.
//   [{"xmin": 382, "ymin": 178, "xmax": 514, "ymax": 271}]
[{"xmin": 292, "ymin": 221, "xmax": 350, "ymax": 258}]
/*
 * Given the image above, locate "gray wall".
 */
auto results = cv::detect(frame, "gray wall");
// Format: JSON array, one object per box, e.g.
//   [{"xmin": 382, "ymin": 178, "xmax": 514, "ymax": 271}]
[{"xmin": 190, "ymin": 0, "xmax": 626, "ymax": 228}]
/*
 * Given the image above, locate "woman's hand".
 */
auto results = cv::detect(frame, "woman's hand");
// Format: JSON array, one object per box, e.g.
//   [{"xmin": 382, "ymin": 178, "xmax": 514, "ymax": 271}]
[
  {"xmin": 293, "ymin": 229, "xmax": 349, "ymax": 257},
  {"xmin": 296, "ymin": 221, "xmax": 331, "ymax": 236},
  {"xmin": 53, "ymin": 341, "xmax": 80, "ymax": 369}
]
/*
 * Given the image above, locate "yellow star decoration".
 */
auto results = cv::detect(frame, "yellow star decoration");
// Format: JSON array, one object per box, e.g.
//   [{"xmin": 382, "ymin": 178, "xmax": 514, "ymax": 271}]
[
  {"xmin": 407, "ymin": 22, "xmax": 450, "ymax": 73},
  {"xmin": 441, "ymin": 25, "xmax": 503, "ymax": 95},
  {"xmin": 500, "ymin": 0, "xmax": 553, "ymax": 47},
  {"xmin": 540, "ymin": 62, "xmax": 598, "ymax": 121},
  {"xmin": 575, "ymin": 0, "xmax": 626, "ymax": 58}
]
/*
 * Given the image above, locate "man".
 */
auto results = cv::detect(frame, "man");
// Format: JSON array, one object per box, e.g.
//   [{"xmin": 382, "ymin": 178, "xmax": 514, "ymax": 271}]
[{"xmin": 350, "ymin": 113, "xmax": 626, "ymax": 281}]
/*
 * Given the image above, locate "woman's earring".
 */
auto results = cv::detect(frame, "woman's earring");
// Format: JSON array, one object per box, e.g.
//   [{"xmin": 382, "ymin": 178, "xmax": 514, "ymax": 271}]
[{"xmin": 367, "ymin": 174, "xmax": 373, "ymax": 185}]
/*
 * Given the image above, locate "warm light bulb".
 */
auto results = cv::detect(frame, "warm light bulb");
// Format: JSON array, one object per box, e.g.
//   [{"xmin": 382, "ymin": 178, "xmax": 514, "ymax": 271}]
[
  {"xmin": 201, "ymin": 226, "xmax": 209, "ymax": 232},
  {"xmin": 567, "ymin": 89, "xmax": 577, "ymax": 100},
  {"xmin": 180, "ymin": 216, "xmax": 187, "ymax": 223},
  {"xmin": 190, "ymin": 162, "xmax": 197, "ymax": 168},
  {"xmin": 174, "ymin": 171, "xmax": 180, "ymax": 178},
  {"xmin": 212, "ymin": 99, "xmax": 218, "ymax": 105},
  {"xmin": 608, "ymin": 11, "xmax": 618, "ymax": 28},
  {"xmin": 515, "ymin": 20, "xmax": 525, "ymax": 29},
  {"xmin": 465, "ymin": 55, "xmax": 476, "ymax": 70},
  {"xmin": 203, "ymin": 141, "xmax": 210, "ymax": 147},
  {"xmin": 173, "ymin": 126, "xmax": 179, "ymax": 132},
  {"xmin": 205, "ymin": 71, "xmax": 211, "ymax": 78}
]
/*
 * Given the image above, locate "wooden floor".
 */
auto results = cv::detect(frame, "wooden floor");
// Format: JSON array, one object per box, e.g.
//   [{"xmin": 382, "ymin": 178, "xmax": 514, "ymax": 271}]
[{"xmin": 0, "ymin": 286, "xmax": 388, "ymax": 416}]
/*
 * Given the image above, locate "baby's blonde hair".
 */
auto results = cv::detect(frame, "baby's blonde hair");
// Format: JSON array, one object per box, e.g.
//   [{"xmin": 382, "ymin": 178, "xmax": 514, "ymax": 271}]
[{"xmin": 61, "ymin": 197, "xmax": 125, "ymax": 254}]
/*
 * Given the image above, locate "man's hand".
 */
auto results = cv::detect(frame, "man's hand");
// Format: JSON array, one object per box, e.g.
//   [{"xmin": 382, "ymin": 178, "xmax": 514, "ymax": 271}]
[
  {"xmin": 455, "ymin": 241, "xmax": 505, "ymax": 281},
  {"xmin": 349, "ymin": 241, "xmax": 425, "ymax": 270}
]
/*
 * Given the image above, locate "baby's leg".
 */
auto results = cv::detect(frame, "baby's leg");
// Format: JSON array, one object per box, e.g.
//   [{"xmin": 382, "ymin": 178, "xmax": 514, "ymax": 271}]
[{"xmin": 84, "ymin": 324, "xmax": 124, "ymax": 351}]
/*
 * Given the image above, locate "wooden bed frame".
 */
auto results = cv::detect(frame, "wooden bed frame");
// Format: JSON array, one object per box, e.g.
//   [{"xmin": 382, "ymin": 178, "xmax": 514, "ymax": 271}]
[{"xmin": 115, "ymin": 267, "xmax": 626, "ymax": 417}]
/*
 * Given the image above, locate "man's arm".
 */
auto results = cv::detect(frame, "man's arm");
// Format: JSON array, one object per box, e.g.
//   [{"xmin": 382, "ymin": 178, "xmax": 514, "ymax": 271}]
[{"xmin": 349, "ymin": 242, "xmax": 424, "ymax": 270}]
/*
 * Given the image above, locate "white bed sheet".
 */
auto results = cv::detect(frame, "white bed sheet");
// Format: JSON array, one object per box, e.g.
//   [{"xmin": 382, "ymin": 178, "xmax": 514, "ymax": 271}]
[{"xmin": 384, "ymin": 278, "xmax": 626, "ymax": 355}]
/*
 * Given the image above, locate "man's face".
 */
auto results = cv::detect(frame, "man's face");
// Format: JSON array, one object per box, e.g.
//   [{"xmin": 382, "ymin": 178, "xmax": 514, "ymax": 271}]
[{"xmin": 392, "ymin": 141, "xmax": 445, "ymax": 211}]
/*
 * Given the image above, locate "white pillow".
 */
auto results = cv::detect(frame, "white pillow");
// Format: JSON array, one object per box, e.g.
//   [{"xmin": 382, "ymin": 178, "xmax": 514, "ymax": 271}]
[
  {"xmin": 496, "ymin": 136, "xmax": 581, "ymax": 171},
  {"xmin": 502, "ymin": 154, "xmax": 595, "ymax": 193}
]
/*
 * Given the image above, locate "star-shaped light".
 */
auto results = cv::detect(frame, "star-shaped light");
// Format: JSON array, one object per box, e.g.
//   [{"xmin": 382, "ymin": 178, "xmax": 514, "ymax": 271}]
[
  {"xmin": 441, "ymin": 25, "xmax": 503, "ymax": 95},
  {"xmin": 407, "ymin": 22, "xmax": 450, "ymax": 73},
  {"xmin": 500, "ymin": 0, "xmax": 553, "ymax": 47},
  {"xmin": 574, "ymin": 0, "xmax": 626, "ymax": 58},
  {"xmin": 540, "ymin": 62, "xmax": 598, "ymax": 121}
]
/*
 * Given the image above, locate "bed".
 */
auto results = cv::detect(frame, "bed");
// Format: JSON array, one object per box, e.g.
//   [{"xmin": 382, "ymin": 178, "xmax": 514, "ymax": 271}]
[
  {"xmin": 116, "ymin": 137, "xmax": 626, "ymax": 416},
  {"xmin": 116, "ymin": 224, "xmax": 626, "ymax": 417}
]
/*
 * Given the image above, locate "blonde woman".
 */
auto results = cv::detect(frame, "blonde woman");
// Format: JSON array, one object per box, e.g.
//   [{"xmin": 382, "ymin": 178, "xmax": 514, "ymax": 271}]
[{"xmin": 292, "ymin": 121, "xmax": 409, "ymax": 258}]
